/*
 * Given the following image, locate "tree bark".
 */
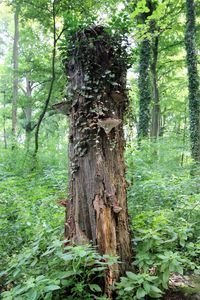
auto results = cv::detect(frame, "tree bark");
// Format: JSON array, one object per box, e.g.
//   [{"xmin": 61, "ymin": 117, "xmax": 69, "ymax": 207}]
[
  {"xmin": 24, "ymin": 77, "xmax": 33, "ymax": 151},
  {"xmin": 150, "ymin": 36, "xmax": 160, "ymax": 140},
  {"xmin": 65, "ymin": 26, "xmax": 132, "ymax": 292},
  {"xmin": 185, "ymin": 0, "xmax": 200, "ymax": 163},
  {"xmin": 137, "ymin": 0, "xmax": 154, "ymax": 141},
  {"xmin": 2, "ymin": 91, "xmax": 7, "ymax": 149},
  {"xmin": 12, "ymin": 8, "xmax": 19, "ymax": 146},
  {"xmin": 138, "ymin": 38, "xmax": 151, "ymax": 140}
]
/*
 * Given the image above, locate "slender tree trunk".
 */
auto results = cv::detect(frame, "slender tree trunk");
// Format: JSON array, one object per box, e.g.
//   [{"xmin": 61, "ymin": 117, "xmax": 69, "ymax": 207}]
[
  {"xmin": 150, "ymin": 36, "xmax": 160, "ymax": 139},
  {"xmin": 185, "ymin": 0, "xmax": 200, "ymax": 163},
  {"xmin": 181, "ymin": 105, "xmax": 187, "ymax": 167},
  {"xmin": 24, "ymin": 77, "xmax": 33, "ymax": 151},
  {"xmin": 138, "ymin": 38, "xmax": 151, "ymax": 140},
  {"xmin": 12, "ymin": 8, "xmax": 19, "ymax": 147},
  {"xmin": 33, "ymin": 0, "xmax": 67, "ymax": 157},
  {"xmin": 65, "ymin": 26, "xmax": 132, "ymax": 294},
  {"xmin": 137, "ymin": 0, "xmax": 154, "ymax": 141},
  {"xmin": 2, "ymin": 91, "xmax": 7, "ymax": 149},
  {"xmin": 159, "ymin": 108, "xmax": 166, "ymax": 137}
]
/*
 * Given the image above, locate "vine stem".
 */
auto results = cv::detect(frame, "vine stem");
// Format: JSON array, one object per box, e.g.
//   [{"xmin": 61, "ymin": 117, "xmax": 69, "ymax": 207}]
[{"xmin": 33, "ymin": 1, "xmax": 65, "ymax": 157}]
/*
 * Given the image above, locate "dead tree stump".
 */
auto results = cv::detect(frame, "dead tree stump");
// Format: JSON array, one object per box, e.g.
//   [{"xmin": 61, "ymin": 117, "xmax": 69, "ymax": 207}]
[{"xmin": 65, "ymin": 26, "xmax": 132, "ymax": 289}]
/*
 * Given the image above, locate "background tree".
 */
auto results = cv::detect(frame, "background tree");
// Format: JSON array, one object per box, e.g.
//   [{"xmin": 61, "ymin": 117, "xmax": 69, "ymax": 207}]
[
  {"xmin": 185, "ymin": 0, "xmax": 200, "ymax": 164},
  {"xmin": 137, "ymin": 0, "xmax": 153, "ymax": 140},
  {"xmin": 11, "ymin": 6, "xmax": 19, "ymax": 147}
]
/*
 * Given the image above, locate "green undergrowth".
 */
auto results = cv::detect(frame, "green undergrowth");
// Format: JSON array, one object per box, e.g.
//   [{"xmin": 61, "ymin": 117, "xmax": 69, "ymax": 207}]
[
  {"xmin": 0, "ymin": 147, "xmax": 67, "ymax": 271},
  {"xmin": 122, "ymin": 136, "xmax": 200, "ymax": 299},
  {"xmin": 0, "ymin": 136, "xmax": 200, "ymax": 299},
  {"xmin": 1, "ymin": 235, "xmax": 115, "ymax": 300}
]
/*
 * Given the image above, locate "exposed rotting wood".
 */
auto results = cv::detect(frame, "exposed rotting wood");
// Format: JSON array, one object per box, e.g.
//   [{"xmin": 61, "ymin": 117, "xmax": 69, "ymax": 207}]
[{"xmin": 65, "ymin": 26, "xmax": 132, "ymax": 294}]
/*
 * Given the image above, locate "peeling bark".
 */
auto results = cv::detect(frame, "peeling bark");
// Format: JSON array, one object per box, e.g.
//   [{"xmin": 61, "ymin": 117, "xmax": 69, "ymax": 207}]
[
  {"xmin": 65, "ymin": 26, "xmax": 132, "ymax": 291},
  {"xmin": 137, "ymin": 0, "xmax": 155, "ymax": 140}
]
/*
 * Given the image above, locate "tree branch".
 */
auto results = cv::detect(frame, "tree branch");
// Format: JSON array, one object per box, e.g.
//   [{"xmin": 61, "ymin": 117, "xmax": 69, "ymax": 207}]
[{"xmin": 33, "ymin": 1, "xmax": 57, "ymax": 156}]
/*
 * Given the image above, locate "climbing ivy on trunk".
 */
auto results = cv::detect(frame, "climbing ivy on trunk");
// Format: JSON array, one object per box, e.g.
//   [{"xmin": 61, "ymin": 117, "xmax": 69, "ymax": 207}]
[
  {"xmin": 65, "ymin": 26, "xmax": 132, "ymax": 296},
  {"xmin": 185, "ymin": 0, "xmax": 200, "ymax": 163},
  {"xmin": 138, "ymin": 38, "xmax": 152, "ymax": 140},
  {"xmin": 137, "ymin": 0, "xmax": 154, "ymax": 140}
]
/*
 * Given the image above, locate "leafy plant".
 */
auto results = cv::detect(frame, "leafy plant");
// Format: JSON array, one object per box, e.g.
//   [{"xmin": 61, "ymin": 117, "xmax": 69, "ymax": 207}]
[
  {"xmin": 1, "ymin": 233, "xmax": 115, "ymax": 300},
  {"xmin": 116, "ymin": 272, "xmax": 163, "ymax": 299}
]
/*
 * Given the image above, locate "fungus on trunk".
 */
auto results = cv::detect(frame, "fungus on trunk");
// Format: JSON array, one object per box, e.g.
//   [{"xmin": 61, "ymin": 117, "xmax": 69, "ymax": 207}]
[
  {"xmin": 52, "ymin": 101, "xmax": 70, "ymax": 115},
  {"xmin": 98, "ymin": 117, "xmax": 122, "ymax": 134},
  {"xmin": 64, "ymin": 25, "xmax": 132, "ymax": 293}
]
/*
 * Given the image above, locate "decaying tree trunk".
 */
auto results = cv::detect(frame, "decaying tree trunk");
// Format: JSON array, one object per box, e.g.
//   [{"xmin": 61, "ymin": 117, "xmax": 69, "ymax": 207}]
[{"xmin": 64, "ymin": 26, "xmax": 132, "ymax": 290}]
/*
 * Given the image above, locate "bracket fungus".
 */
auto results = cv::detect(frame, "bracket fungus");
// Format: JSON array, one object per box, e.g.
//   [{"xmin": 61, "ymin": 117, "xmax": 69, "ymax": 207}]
[
  {"xmin": 111, "ymin": 90, "xmax": 123, "ymax": 102},
  {"xmin": 52, "ymin": 101, "xmax": 70, "ymax": 115},
  {"xmin": 113, "ymin": 204, "xmax": 123, "ymax": 214},
  {"xmin": 97, "ymin": 117, "xmax": 122, "ymax": 134}
]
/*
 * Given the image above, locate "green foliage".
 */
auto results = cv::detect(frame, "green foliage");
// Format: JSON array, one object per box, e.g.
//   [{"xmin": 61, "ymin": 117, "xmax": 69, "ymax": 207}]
[
  {"xmin": 124, "ymin": 136, "xmax": 200, "ymax": 297},
  {"xmin": 0, "ymin": 147, "xmax": 67, "ymax": 270},
  {"xmin": 1, "ymin": 234, "xmax": 113, "ymax": 300},
  {"xmin": 2, "ymin": 135, "xmax": 200, "ymax": 299},
  {"xmin": 126, "ymin": 136, "xmax": 195, "ymax": 214},
  {"xmin": 0, "ymin": 149, "xmax": 113, "ymax": 300},
  {"xmin": 116, "ymin": 272, "xmax": 163, "ymax": 299},
  {"xmin": 116, "ymin": 203, "xmax": 200, "ymax": 299},
  {"xmin": 1, "ymin": 0, "xmax": 200, "ymax": 299},
  {"xmin": 1, "ymin": 135, "xmax": 200, "ymax": 300},
  {"xmin": 132, "ymin": 211, "xmax": 196, "ymax": 288}
]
